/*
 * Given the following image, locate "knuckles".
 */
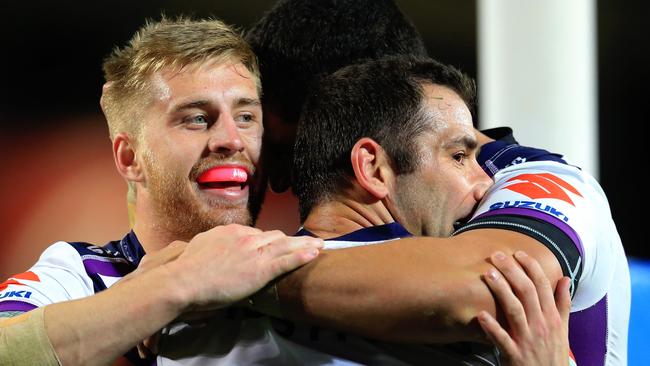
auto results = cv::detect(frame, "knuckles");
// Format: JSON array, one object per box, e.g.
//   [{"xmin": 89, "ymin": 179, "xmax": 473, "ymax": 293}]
[{"xmin": 237, "ymin": 234, "xmax": 260, "ymax": 248}]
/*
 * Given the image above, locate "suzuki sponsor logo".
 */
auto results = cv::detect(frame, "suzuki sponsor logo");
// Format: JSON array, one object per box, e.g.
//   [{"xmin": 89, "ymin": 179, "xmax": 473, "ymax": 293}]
[
  {"xmin": 489, "ymin": 200, "xmax": 569, "ymax": 222},
  {"xmin": 0, "ymin": 290, "xmax": 32, "ymax": 299},
  {"xmin": 489, "ymin": 173, "xmax": 583, "ymax": 222}
]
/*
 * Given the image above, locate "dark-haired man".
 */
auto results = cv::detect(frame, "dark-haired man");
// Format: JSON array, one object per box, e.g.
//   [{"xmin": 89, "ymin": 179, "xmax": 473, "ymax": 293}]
[
  {"xmin": 247, "ymin": 1, "xmax": 629, "ymax": 365},
  {"xmin": 283, "ymin": 54, "xmax": 571, "ymax": 365}
]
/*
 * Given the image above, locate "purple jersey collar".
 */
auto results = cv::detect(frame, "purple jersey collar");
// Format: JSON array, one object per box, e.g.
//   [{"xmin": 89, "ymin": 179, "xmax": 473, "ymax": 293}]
[{"xmin": 296, "ymin": 222, "xmax": 412, "ymax": 242}]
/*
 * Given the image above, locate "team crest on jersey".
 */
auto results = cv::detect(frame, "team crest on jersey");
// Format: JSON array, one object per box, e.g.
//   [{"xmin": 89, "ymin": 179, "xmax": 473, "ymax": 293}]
[{"xmin": 503, "ymin": 173, "xmax": 582, "ymax": 206}]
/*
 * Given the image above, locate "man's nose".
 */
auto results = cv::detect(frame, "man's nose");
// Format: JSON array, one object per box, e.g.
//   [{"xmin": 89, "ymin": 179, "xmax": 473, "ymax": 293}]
[
  {"xmin": 207, "ymin": 115, "xmax": 244, "ymax": 155},
  {"xmin": 473, "ymin": 163, "xmax": 493, "ymax": 203}
]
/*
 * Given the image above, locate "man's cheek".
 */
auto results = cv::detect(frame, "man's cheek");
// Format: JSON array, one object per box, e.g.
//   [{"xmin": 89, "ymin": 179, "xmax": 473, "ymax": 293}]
[{"xmin": 244, "ymin": 134, "xmax": 263, "ymax": 163}]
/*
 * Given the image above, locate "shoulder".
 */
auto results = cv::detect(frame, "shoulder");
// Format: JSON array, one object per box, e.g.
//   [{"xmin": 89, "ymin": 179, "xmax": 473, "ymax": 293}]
[
  {"xmin": 0, "ymin": 241, "xmax": 92, "ymax": 310},
  {"xmin": 469, "ymin": 161, "xmax": 627, "ymax": 309},
  {"xmin": 0, "ymin": 238, "xmax": 136, "ymax": 310}
]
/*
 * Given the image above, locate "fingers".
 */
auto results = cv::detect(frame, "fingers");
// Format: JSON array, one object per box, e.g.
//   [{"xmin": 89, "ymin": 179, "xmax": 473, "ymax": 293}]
[
  {"xmin": 251, "ymin": 232, "xmax": 323, "ymax": 277},
  {"xmin": 170, "ymin": 224, "xmax": 324, "ymax": 309},
  {"xmin": 483, "ymin": 251, "xmax": 571, "ymax": 366},
  {"xmin": 511, "ymin": 251, "xmax": 555, "ymax": 317},
  {"xmin": 260, "ymin": 234, "xmax": 324, "ymax": 257},
  {"xmin": 137, "ymin": 331, "xmax": 162, "ymax": 359},
  {"xmin": 143, "ymin": 330, "xmax": 161, "ymax": 355},
  {"xmin": 555, "ymin": 277, "xmax": 571, "ymax": 325},
  {"xmin": 137, "ymin": 342, "xmax": 149, "ymax": 359},
  {"xmin": 250, "ymin": 230, "xmax": 287, "ymax": 248},
  {"xmin": 483, "ymin": 265, "xmax": 527, "ymax": 333},
  {"xmin": 266, "ymin": 240, "xmax": 323, "ymax": 278},
  {"xmin": 488, "ymin": 252, "xmax": 537, "ymax": 330},
  {"xmin": 477, "ymin": 310, "xmax": 518, "ymax": 359}
]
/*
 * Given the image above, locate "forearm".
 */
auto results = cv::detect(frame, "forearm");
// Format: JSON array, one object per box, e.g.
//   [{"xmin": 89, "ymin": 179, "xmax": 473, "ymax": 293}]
[
  {"xmin": 45, "ymin": 263, "xmax": 186, "ymax": 366},
  {"xmin": 276, "ymin": 239, "xmax": 493, "ymax": 343},
  {"xmin": 275, "ymin": 230, "xmax": 562, "ymax": 343}
]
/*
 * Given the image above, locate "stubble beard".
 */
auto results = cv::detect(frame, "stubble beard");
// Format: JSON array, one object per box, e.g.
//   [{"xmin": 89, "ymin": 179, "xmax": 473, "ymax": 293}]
[
  {"xmin": 395, "ymin": 173, "xmax": 450, "ymax": 238},
  {"xmin": 144, "ymin": 156, "xmax": 256, "ymax": 242}
]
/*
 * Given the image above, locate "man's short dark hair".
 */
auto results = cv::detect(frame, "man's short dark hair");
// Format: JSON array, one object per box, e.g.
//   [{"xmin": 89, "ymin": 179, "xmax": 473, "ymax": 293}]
[
  {"xmin": 293, "ymin": 56, "xmax": 476, "ymax": 221},
  {"xmin": 246, "ymin": 0, "xmax": 428, "ymax": 125}
]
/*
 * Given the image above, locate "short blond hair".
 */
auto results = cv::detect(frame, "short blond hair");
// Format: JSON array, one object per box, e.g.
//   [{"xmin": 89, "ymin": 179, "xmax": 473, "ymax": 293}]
[{"xmin": 100, "ymin": 16, "xmax": 260, "ymax": 140}]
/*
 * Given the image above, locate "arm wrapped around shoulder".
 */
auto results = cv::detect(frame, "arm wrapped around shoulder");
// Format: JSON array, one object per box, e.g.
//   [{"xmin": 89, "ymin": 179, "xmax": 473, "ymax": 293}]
[{"xmin": 0, "ymin": 307, "xmax": 60, "ymax": 366}]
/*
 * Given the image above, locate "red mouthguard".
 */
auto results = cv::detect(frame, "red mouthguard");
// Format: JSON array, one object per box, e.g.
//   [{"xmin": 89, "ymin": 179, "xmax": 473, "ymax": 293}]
[{"xmin": 197, "ymin": 167, "xmax": 248, "ymax": 184}]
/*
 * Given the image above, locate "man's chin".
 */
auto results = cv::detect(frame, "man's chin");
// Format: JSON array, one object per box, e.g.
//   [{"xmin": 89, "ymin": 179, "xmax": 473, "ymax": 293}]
[
  {"xmin": 169, "ymin": 209, "xmax": 251, "ymax": 241},
  {"xmin": 197, "ymin": 203, "xmax": 252, "ymax": 227},
  {"xmin": 211, "ymin": 209, "xmax": 252, "ymax": 227}
]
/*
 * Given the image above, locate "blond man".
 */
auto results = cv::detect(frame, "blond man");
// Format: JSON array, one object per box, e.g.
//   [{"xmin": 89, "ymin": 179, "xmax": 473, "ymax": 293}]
[{"xmin": 0, "ymin": 18, "xmax": 322, "ymax": 365}]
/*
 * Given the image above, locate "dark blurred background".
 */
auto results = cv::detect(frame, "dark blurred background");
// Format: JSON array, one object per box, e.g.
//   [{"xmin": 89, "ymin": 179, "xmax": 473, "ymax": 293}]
[{"xmin": 0, "ymin": 0, "xmax": 646, "ymax": 278}]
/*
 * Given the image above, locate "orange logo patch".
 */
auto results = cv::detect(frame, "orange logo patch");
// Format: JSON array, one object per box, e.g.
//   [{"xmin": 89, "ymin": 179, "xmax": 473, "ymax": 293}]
[{"xmin": 504, "ymin": 173, "xmax": 582, "ymax": 206}]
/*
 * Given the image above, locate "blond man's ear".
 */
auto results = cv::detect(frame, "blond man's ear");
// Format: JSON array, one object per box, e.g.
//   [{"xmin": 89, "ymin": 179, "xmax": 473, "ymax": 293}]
[{"xmin": 112, "ymin": 132, "xmax": 144, "ymax": 230}]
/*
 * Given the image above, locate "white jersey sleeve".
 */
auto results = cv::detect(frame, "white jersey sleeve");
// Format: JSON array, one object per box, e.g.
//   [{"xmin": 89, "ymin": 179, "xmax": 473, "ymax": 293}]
[
  {"xmin": 456, "ymin": 159, "xmax": 630, "ymax": 366},
  {"xmin": 466, "ymin": 161, "xmax": 619, "ymax": 310},
  {"xmin": 0, "ymin": 242, "xmax": 94, "ymax": 312}
]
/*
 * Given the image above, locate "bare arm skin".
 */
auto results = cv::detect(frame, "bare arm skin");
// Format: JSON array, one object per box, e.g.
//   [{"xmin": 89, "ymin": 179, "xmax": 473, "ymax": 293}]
[
  {"xmin": 5, "ymin": 225, "xmax": 322, "ymax": 366},
  {"xmin": 276, "ymin": 228, "xmax": 563, "ymax": 344}
]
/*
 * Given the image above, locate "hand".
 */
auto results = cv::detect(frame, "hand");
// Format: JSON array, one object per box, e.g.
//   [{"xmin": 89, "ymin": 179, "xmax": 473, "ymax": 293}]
[
  {"xmin": 132, "ymin": 224, "xmax": 322, "ymax": 358},
  {"xmin": 478, "ymin": 251, "xmax": 572, "ymax": 366},
  {"xmin": 167, "ymin": 224, "xmax": 324, "ymax": 312}
]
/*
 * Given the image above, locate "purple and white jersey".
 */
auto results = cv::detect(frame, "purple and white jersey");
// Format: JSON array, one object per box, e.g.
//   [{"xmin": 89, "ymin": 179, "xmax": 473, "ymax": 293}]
[
  {"xmin": 455, "ymin": 128, "xmax": 630, "ymax": 366},
  {"xmin": 0, "ymin": 228, "xmax": 496, "ymax": 366},
  {"xmin": 155, "ymin": 223, "xmax": 499, "ymax": 366},
  {"xmin": 0, "ymin": 231, "xmax": 149, "ymax": 365}
]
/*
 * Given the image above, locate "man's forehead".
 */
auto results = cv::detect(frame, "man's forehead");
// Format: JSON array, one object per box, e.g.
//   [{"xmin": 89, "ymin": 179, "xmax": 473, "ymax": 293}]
[
  {"xmin": 149, "ymin": 61, "xmax": 260, "ymax": 105},
  {"xmin": 415, "ymin": 83, "xmax": 477, "ymax": 149},
  {"xmin": 421, "ymin": 83, "xmax": 473, "ymax": 129}
]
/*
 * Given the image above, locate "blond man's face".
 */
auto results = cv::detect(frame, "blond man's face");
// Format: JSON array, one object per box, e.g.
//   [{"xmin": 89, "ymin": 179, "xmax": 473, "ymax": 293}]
[{"xmin": 137, "ymin": 61, "xmax": 263, "ymax": 240}]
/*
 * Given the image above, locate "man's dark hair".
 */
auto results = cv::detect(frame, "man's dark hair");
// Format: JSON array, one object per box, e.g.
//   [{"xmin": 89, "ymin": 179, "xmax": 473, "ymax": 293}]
[
  {"xmin": 293, "ymin": 56, "xmax": 476, "ymax": 221},
  {"xmin": 246, "ymin": 0, "xmax": 428, "ymax": 126},
  {"xmin": 247, "ymin": 0, "xmax": 432, "ymax": 193}
]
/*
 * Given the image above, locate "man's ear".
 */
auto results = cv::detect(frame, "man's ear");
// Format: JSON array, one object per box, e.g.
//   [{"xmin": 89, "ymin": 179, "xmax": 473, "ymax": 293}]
[
  {"xmin": 113, "ymin": 133, "xmax": 144, "ymax": 183},
  {"xmin": 350, "ymin": 138, "xmax": 393, "ymax": 199}
]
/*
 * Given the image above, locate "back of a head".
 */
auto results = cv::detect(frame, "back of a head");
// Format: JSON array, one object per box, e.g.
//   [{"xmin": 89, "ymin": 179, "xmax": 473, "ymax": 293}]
[
  {"xmin": 247, "ymin": 0, "xmax": 428, "ymax": 125},
  {"xmin": 293, "ymin": 56, "xmax": 476, "ymax": 221}
]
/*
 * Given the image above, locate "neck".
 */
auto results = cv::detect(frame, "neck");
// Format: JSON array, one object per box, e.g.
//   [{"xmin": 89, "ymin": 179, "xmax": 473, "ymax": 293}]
[
  {"xmin": 132, "ymin": 193, "xmax": 182, "ymax": 254},
  {"xmin": 302, "ymin": 193, "xmax": 395, "ymax": 239}
]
